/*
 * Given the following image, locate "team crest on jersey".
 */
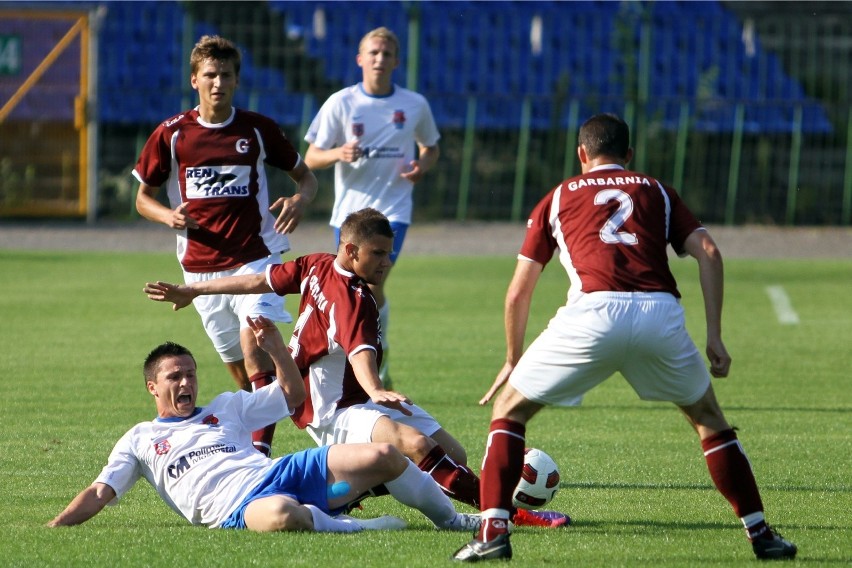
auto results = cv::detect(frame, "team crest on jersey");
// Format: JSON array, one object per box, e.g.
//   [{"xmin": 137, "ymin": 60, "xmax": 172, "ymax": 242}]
[
  {"xmin": 202, "ymin": 414, "xmax": 220, "ymax": 426},
  {"xmin": 352, "ymin": 123, "xmax": 365, "ymax": 137},
  {"xmin": 392, "ymin": 110, "xmax": 405, "ymax": 129},
  {"xmin": 153, "ymin": 439, "xmax": 171, "ymax": 455},
  {"xmin": 185, "ymin": 165, "xmax": 251, "ymax": 199}
]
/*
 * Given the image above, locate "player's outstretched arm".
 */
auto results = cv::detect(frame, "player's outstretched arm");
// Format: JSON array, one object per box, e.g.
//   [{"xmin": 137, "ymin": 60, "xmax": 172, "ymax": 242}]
[
  {"xmin": 143, "ymin": 281, "xmax": 197, "ymax": 310},
  {"xmin": 144, "ymin": 273, "xmax": 272, "ymax": 311},
  {"xmin": 246, "ymin": 315, "xmax": 306, "ymax": 408},
  {"xmin": 47, "ymin": 482, "xmax": 116, "ymax": 527}
]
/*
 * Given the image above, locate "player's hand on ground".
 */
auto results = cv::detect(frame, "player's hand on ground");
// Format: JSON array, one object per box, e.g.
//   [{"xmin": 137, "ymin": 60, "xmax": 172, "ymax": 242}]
[
  {"xmin": 246, "ymin": 315, "xmax": 284, "ymax": 352},
  {"xmin": 143, "ymin": 281, "xmax": 195, "ymax": 311},
  {"xmin": 270, "ymin": 194, "xmax": 309, "ymax": 234},
  {"xmin": 168, "ymin": 202, "xmax": 200, "ymax": 230},
  {"xmin": 479, "ymin": 363, "xmax": 513, "ymax": 405},
  {"xmin": 706, "ymin": 337, "xmax": 731, "ymax": 378},
  {"xmin": 370, "ymin": 389, "xmax": 413, "ymax": 416}
]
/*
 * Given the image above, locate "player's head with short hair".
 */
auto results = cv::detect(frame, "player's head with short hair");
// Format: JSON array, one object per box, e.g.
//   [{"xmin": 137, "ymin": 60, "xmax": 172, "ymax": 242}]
[
  {"xmin": 143, "ymin": 341, "xmax": 196, "ymax": 384},
  {"xmin": 579, "ymin": 113, "xmax": 630, "ymax": 160},
  {"xmin": 339, "ymin": 208, "xmax": 394, "ymax": 247},
  {"xmin": 359, "ymin": 27, "xmax": 400, "ymax": 58},
  {"xmin": 190, "ymin": 35, "xmax": 241, "ymax": 77},
  {"xmin": 339, "ymin": 209, "xmax": 394, "ymax": 285}
]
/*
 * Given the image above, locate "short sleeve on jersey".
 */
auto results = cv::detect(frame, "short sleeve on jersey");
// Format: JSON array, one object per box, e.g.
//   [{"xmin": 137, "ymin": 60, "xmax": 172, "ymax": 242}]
[
  {"xmin": 519, "ymin": 190, "xmax": 559, "ymax": 265},
  {"xmin": 663, "ymin": 185, "xmax": 702, "ymax": 253},
  {"xmin": 267, "ymin": 255, "xmax": 325, "ymax": 296}
]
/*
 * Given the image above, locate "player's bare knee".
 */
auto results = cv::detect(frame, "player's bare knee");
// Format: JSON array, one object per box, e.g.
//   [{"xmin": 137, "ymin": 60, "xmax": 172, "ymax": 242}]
[
  {"xmin": 248, "ymin": 496, "xmax": 313, "ymax": 532},
  {"xmin": 270, "ymin": 503, "xmax": 312, "ymax": 532},
  {"xmin": 372, "ymin": 442, "xmax": 407, "ymax": 473},
  {"xmin": 406, "ymin": 431, "xmax": 437, "ymax": 460}
]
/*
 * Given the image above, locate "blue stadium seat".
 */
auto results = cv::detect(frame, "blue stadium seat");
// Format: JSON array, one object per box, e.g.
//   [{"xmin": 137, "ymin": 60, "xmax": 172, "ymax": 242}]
[{"xmin": 89, "ymin": 0, "xmax": 830, "ymax": 133}]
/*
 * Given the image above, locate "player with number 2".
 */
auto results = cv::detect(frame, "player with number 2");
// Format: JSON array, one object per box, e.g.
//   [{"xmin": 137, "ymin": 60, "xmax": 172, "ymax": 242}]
[{"xmin": 454, "ymin": 113, "xmax": 797, "ymax": 562}]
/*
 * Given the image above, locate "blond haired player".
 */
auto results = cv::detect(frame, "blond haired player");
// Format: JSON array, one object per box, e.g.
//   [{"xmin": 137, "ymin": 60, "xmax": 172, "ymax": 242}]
[{"xmin": 304, "ymin": 26, "xmax": 439, "ymax": 387}]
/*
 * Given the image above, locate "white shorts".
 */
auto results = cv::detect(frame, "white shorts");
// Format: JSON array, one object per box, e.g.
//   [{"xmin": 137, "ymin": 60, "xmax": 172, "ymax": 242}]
[
  {"xmin": 185, "ymin": 254, "xmax": 293, "ymax": 362},
  {"xmin": 510, "ymin": 292, "xmax": 710, "ymax": 407},
  {"xmin": 305, "ymin": 401, "xmax": 443, "ymax": 446}
]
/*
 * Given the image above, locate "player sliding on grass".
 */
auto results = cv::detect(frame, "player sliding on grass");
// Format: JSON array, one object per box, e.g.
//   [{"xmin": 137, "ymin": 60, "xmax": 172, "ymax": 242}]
[
  {"xmin": 48, "ymin": 316, "xmax": 478, "ymax": 532},
  {"xmin": 452, "ymin": 113, "xmax": 797, "ymax": 562},
  {"xmin": 144, "ymin": 208, "xmax": 570, "ymax": 530}
]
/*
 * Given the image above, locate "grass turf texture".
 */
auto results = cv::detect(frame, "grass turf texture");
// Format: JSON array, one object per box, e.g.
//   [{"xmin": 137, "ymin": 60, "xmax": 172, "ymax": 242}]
[{"xmin": 1, "ymin": 250, "xmax": 850, "ymax": 567}]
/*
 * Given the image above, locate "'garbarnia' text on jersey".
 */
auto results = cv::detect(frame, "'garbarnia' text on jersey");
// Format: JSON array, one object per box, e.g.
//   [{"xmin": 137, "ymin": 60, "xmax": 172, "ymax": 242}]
[
  {"xmin": 264, "ymin": 253, "xmax": 382, "ymax": 429},
  {"xmin": 133, "ymin": 107, "xmax": 301, "ymax": 272},
  {"xmin": 521, "ymin": 164, "xmax": 702, "ymax": 302}
]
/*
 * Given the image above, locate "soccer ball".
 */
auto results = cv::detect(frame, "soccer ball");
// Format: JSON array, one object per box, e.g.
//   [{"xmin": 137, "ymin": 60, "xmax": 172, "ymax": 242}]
[{"xmin": 512, "ymin": 447, "xmax": 560, "ymax": 510}]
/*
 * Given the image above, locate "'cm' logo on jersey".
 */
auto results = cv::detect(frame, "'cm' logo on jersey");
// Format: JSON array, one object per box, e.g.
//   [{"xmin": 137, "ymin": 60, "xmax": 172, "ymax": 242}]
[
  {"xmin": 185, "ymin": 165, "xmax": 251, "ymax": 198},
  {"xmin": 167, "ymin": 456, "xmax": 191, "ymax": 479}
]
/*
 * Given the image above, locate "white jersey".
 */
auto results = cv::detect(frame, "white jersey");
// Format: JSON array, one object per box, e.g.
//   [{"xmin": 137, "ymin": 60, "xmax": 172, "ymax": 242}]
[
  {"xmin": 94, "ymin": 384, "xmax": 291, "ymax": 527},
  {"xmin": 305, "ymin": 83, "xmax": 440, "ymax": 226}
]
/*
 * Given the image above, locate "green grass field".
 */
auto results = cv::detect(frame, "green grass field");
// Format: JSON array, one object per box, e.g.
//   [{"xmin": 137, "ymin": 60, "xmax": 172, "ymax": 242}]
[{"xmin": 1, "ymin": 250, "xmax": 850, "ymax": 567}]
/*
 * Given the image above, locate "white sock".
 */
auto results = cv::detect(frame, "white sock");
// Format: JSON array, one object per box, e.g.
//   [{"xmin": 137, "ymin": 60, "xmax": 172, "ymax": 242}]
[
  {"xmin": 304, "ymin": 504, "xmax": 361, "ymax": 533},
  {"xmin": 384, "ymin": 461, "xmax": 457, "ymax": 528},
  {"xmin": 740, "ymin": 511, "xmax": 765, "ymax": 529}
]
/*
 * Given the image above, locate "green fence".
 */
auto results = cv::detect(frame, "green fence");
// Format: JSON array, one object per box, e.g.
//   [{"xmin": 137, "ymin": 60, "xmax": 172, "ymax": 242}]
[{"xmin": 90, "ymin": 1, "xmax": 851, "ymax": 226}]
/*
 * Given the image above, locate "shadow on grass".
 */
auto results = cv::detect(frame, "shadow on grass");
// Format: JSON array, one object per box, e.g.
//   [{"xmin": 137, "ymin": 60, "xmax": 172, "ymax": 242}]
[
  {"xmin": 561, "ymin": 481, "xmax": 852, "ymax": 493},
  {"xmin": 586, "ymin": 404, "xmax": 851, "ymax": 414}
]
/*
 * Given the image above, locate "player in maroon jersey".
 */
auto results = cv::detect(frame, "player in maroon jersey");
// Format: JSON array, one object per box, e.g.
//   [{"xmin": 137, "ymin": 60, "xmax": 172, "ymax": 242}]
[
  {"xmin": 453, "ymin": 113, "xmax": 796, "ymax": 562},
  {"xmin": 143, "ymin": 208, "xmax": 568, "ymax": 529},
  {"xmin": 133, "ymin": 35, "xmax": 318, "ymax": 458}
]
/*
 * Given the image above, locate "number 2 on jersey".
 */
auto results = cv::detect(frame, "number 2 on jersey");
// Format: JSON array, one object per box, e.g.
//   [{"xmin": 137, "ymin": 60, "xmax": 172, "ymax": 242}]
[{"xmin": 594, "ymin": 189, "xmax": 638, "ymax": 245}]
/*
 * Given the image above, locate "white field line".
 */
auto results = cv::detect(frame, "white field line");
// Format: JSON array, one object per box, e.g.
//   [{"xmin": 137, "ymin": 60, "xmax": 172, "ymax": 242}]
[{"xmin": 765, "ymin": 285, "xmax": 800, "ymax": 325}]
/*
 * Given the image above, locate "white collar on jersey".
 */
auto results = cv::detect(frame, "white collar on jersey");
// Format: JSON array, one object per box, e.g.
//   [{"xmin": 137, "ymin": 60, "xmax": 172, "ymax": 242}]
[
  {"xmin": 357, "ymin": 82, "xmax": 396, "ymax": 99},
  {"xmin": 589, "ymin": 164, "xmax": 625, "ymax": 172},
  {"xmin": 193, "ymin": 106, "xmax": 236, "ymax": 129}
]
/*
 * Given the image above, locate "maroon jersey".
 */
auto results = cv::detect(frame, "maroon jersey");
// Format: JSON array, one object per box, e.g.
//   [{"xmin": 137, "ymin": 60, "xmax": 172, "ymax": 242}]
[
  {"xmin": 521, "ymin": 165, "xmax": 702, "ymax": 299},
  {"xmin": 133, "ymin": 108, "xmax": 301, "ymax": 272},
  {"xmin": 265, "ymin": 253, "xmax": 382, "ymax": 429}
]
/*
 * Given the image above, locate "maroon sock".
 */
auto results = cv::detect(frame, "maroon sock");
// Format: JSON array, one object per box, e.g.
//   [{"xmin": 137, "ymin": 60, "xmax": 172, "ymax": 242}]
[
  {"xmin": 417, "ymin": 445, "xmax": 481, "ymax": 508},
  {"xmin": 250, "ymin": 372, "xmax": 277, "ymax": 457},
  {"xmin": 479, "ymin": 418, "xmax": 526, "ymax": 540},
  {"xmin": 701, "ymin": 429, "xmax": 764, "ymax": 518}
]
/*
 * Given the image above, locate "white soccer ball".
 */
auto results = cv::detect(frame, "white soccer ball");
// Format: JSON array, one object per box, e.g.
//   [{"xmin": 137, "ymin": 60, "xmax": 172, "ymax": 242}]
[{"xmin": 512, "ymin": 447, "xmax": 560, "ymax": 510}]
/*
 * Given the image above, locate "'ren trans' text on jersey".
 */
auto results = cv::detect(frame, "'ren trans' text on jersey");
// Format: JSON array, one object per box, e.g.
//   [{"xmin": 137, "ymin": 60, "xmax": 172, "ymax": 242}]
[{"xmin": 185, "ymin": 165, "xmax": 251, "ymax": 198}]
